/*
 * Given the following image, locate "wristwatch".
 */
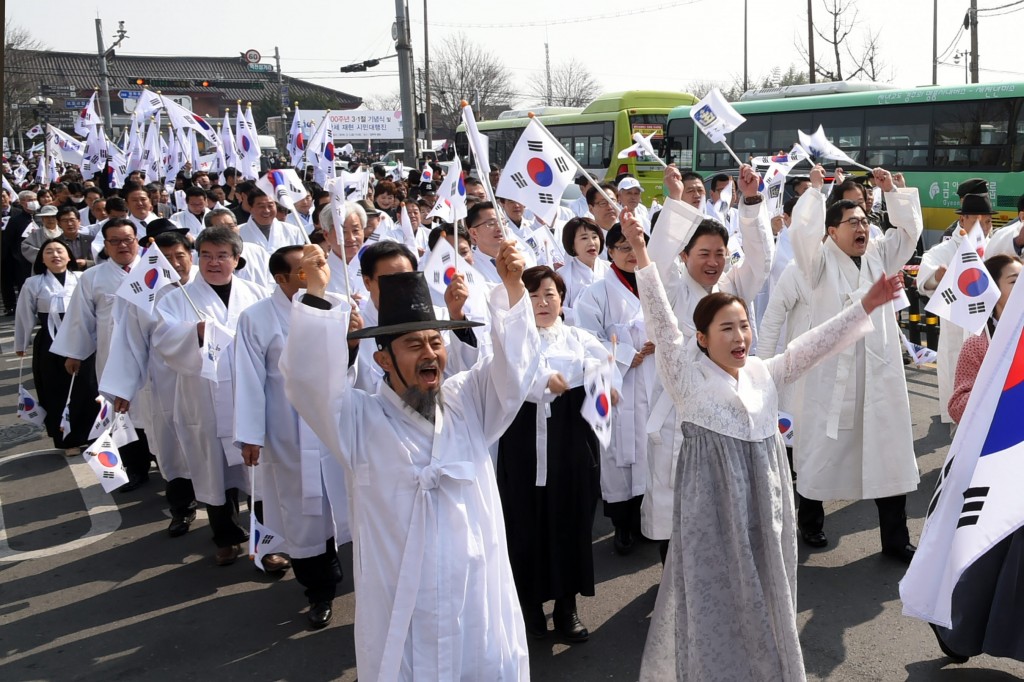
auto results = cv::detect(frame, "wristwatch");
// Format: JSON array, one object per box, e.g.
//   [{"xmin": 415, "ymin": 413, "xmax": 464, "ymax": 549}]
[{"xmin": 743, "ymin": 195, "xmax": 763, "ymax": 205}]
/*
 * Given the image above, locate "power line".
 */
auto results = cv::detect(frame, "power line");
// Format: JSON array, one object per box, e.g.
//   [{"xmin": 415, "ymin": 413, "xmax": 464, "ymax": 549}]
[
  {"xmin": 977, "ymin": 0, "xmax": 1024, "ymax": 12},
  {"xmin": 412, "ymin": 0, "xmax": 708, "ymax": 29},
  {"xmin": 936, "ymin": 25, "xmax": 964, "ymax": 62},
  {"xmin": 979, "ymin": 4, "xmax": 1024, "ymax": 15}
]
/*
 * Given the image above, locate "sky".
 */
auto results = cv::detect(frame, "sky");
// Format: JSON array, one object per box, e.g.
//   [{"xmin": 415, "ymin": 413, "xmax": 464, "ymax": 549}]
[{"xmin": 6, "ymin": 0, "xmax": 1023, "ymax": 110}]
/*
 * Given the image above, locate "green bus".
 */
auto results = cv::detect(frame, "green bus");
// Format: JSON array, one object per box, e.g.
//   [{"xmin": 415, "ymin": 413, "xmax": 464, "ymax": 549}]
[
  {"xmin": 456, "ymin": 90, "xmax": 698, "ymax": 202},
  {"xmin": 662, "ymin": 82, "xmax": 1024, "ymax": 244}
]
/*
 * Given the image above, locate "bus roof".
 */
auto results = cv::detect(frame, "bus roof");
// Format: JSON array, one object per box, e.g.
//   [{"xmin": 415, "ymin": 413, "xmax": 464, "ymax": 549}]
[
  {"xmin": 668, "ymin": 81, "xmax": 1023, "ymax": 118},
  {"xmin": 581, "ymin": 90, "xmax": 698, "ymax": 114}
]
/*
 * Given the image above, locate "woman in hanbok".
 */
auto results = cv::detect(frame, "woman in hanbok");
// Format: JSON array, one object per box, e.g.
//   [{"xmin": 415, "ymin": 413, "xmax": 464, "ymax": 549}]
[
  {"xmin": 930, "ymin": 253, "xmax": 1024, "ymax": 664},
  {"xmin": 496, "ymin": 266, "xmax": 620, "ymax": 643},
  {"xmin": 616, "ymin": 211, "xmax": 904, "ymax": 681},
  {"xmin": 557, "ymin": 217, "xmax": 609, "ymax": 324},
  {"xmin": 14, "ymin": 239, "xmax": 97, "ymax": 455}
]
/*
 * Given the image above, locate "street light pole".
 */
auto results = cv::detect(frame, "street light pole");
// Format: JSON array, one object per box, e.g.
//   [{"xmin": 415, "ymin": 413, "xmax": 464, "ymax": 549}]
[
  {"xmin": 394, "ymin": 0, "xmax": 418, "ymax": 162},
  {"xmin": 30, "ymin": 96, "xmax": 54, "ymax": 187}
]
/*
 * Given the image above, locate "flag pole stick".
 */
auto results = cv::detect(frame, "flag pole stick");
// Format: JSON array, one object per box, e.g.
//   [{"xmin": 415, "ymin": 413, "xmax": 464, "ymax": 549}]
[
  {"xmin": 720, "ymin": 140, "xmax": 746, "ymax": 169},
  {"xmin": 288, "ymin": 206, "xmax": 312, "ymax": 245},
  {"xmin": 61, "ymin": 371, "xmax": 77, "ymax": 434},
  {"xmin": 178, "ymin": 285, "xmax": 205, "ymax": 321},
  {"xmin": 460, "ymin": 102, "xmax": 512, "ymax": 240},
  {"xmin": 529, "ymin": 114, "xmax": 623, "ymax": 217},
  {"xmin": 632, "ymin": 133, "xmax": 668, "ymax": 169},
  {"xmin": 17, "ymin": 355, "xmax": 24, "ymax": 387}
]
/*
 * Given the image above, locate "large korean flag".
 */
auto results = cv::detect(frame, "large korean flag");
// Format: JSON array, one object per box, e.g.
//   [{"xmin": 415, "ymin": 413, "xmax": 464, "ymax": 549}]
[
  {"xmin": 496, "ymin": 118, "xmax": 574, "ymax": 225},
  {"xmin": 901, "ymin": 277, "xmax": 1024, "ymax": 628},
  {"xmin": 924, "ymin": 232, "xmax": 1000, "ymax": 335}
]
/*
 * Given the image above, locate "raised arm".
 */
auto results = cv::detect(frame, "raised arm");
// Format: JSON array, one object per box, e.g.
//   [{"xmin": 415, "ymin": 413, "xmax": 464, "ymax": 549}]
[
  {"xmin": 871, "ymin": 168, "xmax": 923, "ymax": 274},
  {"xmin": 723, "ymin": 165, "xmax": 774, "ymax": 300},
  {"xmin": 789, "ymin": 165, "xmax": 829, "ymax": 288}
]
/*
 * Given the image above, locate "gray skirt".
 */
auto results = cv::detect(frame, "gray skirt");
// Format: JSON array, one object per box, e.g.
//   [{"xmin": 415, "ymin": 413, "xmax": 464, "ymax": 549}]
[{"xmin": 640, "ymin": 422, "xmax": 806, "ymax": 681}]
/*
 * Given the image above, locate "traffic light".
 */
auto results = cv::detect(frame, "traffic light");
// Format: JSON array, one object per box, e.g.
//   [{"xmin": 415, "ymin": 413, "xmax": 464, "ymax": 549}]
[
  {"xmin": 340, "ymin": 59, "xmax": 381, "ymax": 73},
  {"xmin": 135, "ymin": 77, "xmax": 146, "ymax": 86},
  {"xmin": 130, "ymin": 78, "xmax": 263, "ymax": 90}
]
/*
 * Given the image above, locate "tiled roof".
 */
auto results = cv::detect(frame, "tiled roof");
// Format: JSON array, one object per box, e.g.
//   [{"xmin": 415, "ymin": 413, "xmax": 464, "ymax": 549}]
[{"xmin": 9, "ymin": 49, "xmax": 361, "ymax": 108}]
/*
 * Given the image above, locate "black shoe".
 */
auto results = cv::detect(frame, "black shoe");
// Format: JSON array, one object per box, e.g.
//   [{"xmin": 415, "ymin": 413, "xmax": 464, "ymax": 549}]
[
  {"xmin": 613, "ymin": 527, "xmax": 634, "ymax": 555},
  {"xmin": 929, "ymin": 623, "xmax": 970, "ymax": 663},
  {"xmin": 521, "ymin": 602, "xmax": 547, "ymax": 639},
  {"xmin": 308, "ymin": 601, "xmax": 333, "ymax": 629},
  {"xmin": 553, "ymin": 598, "xmax": 589, "ymax": 643},
  {"xmin": 168, "ymin": 510, "xmax": 196, "ymax": 537},
  {"xmin": 882, "ymin": 542, "xmax": 916, "ymax": 564},
  {"xmin": 119, "ymin": 473, "xmax": 150, "ymax": 493},
  {"xmin": 800, "ymin": 528, "xmax": 829, "ymax": 548}
]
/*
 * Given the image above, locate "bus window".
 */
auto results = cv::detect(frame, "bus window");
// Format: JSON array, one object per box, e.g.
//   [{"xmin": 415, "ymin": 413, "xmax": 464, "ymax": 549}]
[
  {"xmin": 866, "ymin": 104, "xmax": 929, "ymax": 149},
  {"xmin": 769, "ymin": 112, "xmax": 813, "ymax": 152},
  {"xmin": 663, "ymin": 118, "xmax": 693, "ymax": 167},
  {"xmin": 731, "ymin": 113, "xmax": 770, "ymax": 154},
  {"xmin": 934, "ymin": 100, "xmax": 1011, "ymax": 146},
  {"xmin": 810, "ymin": 108, "xmax": 863, "ymax": 150}
]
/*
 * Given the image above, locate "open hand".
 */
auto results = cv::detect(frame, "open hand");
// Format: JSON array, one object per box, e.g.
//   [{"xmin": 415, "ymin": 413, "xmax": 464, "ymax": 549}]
[
  {"xmin": 664, "ymin": 165, "xmax": 683, "ymax": 201},
  {"xmin": 301, "ymin": 244, "xmax": 330, "ymax": 298},
  {"xmin": 861, "ymin": 273, "xmax": 904, "ymax": 314}
]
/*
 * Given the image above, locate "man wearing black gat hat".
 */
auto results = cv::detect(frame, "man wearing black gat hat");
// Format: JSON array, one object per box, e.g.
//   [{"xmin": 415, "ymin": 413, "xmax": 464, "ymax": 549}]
[{"xmin": 280, "ymin": 241, "xmax": 537, "ymax": 680}]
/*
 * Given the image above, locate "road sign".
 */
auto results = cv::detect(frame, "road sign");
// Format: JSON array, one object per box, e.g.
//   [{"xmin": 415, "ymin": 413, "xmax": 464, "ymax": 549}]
[
  {"xmin": 118, "ymin": 90, "xmax": 142, "ymax": 99},
  {"xmin": 248, "ymin": 63, "xmax": 273, "ymax": 72},
  {"xmin": 244, "ymin": 49, "xmax": 261, "ymax": 65},
  {"xmin": 41, "ymin": 84, "xmax": 75, "ymax": 97},
  {"xmin": 65, "ymin": 99, "xmax": 90, "ymax": 110}
]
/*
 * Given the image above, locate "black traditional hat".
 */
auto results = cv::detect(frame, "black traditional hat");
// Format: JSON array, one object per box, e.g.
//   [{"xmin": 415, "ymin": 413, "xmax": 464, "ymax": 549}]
[
  {"xmin": 347, "ymin": 271, "xmax": 482, "ymax": 341},
  {"xmin": 956, "ymin": 178, "xmax": 989, "ymax": 198},
  {"xmin": 145, "ymin": 218, "xmax": 190, "ymax": 240},
  {"xmin": 955, "ymin": 194, "xmax": 996, "ymax": 215}
]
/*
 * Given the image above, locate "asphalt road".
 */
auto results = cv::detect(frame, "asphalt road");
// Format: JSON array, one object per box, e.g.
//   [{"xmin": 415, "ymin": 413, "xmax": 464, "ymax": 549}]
[{"xmin": 0, "ymin": 314, "xmax": 1022, "ymax": 682}]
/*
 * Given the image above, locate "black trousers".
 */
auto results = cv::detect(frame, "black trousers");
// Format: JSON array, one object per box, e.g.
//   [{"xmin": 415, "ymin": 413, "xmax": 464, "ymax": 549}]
[
  {"xmin": 119, "ymin": 428, "xmax": 154, "ymax": 478},
  {"xmin": 206, "ymin": 488, "xmax": 248, "ymax": 548},
  {"xmin": 798, "ymin": 494, "xmax": 911, "ymax": 550},
  {"xmin": 166, "ymin": 477, "xmax": 197, "ymax": 518},
  {"xmin": 604, "ymin": 495, "xmax": 643, "ymax": 532},
  {"xmin": 291, "ymin": 539, "xmax": 343, "ymax": 604}
]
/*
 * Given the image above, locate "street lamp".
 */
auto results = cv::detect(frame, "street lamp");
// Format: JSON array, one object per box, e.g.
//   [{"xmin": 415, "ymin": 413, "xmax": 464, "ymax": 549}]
[
  {"xmin": 28, "ymin": 96, "xmax": 54, "ymax": 186},
  {"xmin": 953, "ymin": 51, "xmax": 969, "ymax": 85}
]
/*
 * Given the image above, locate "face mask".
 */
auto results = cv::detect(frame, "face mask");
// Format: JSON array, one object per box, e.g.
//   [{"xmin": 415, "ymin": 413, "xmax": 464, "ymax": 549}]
[
  {"xmin": 26, "ymin": 201, "xmax": 41, "ymax": 212},
  {"xmin": 72, "ymin": 196, "xmax": 85, "ymax": 206}
]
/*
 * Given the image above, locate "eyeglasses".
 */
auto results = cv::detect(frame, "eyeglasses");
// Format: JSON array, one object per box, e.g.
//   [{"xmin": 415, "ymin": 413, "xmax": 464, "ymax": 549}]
[
  {"xmin": 471, "ymin": 219, "xmax": 500, "ymax": 230},
  {"xmin": 839, "ymin": 218, "xmax": 871, "ymax": 228},
  {"xmin": 612, "ymin": 243, "xmax": 634, "ymax": 253},
  {"xmin": 199, "ymin": 253, "xmax": 235, "ymax": 262},
  {"xmin": 104, "ymin": 237, "xmax": 136, "ymax": 247}
]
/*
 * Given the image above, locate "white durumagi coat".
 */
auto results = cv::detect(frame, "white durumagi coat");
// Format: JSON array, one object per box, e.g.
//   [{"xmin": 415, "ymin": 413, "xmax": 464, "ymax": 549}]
[
  {"xmin": 152, "ymin": 276, "xmax": 268, "ymax": 505},
  {"xmin": 99, "ymin": 284, "xmax": 190, "ymax": 481},
  {"xmin": 50, "ymin": 256, "xmax": 150, "ymax": 428},
  {"xmin": 169, "ymin": 209, "xmax": 208, "ymax": 238},
  {"xmin": 574, "ymin": 267, "xmax": 653, "ymax": 504},
  {"xmin": 280, "ymin": 286, "xmax": 538, "ymax": 682},
  {"xmin": 915, "ymin": 229, "xmax": 991, "ymax": 424},
  {"xmin": 756, "ymin": 261, "xmax": 813, "ymax": 416},
  {"xmin": 639, "ymin": 197, "xmax": 774, "ymax": 539},
  {"xmin": 233, "ymin": 288, "xmax": 350, "ymax": 555},
  {"xmin": 14, "ymin": 270, "xmax": 80, "ymax": 352},
  {"xmin": 558, "ymin": 256, "xmax": 609, "ymax": 326},
  {"xmin": 238, "ymin": 217, "xmax": 306, "ymax": 253},
  {"xmin": 789, "ymin": 187, "xmax": 922, "ymax": 500}
]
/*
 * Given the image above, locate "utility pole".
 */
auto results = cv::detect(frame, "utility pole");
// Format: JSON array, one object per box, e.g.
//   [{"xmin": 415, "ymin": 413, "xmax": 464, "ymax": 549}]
[
  {"xmin": 742, "ymin": 0, "xmax": 748, "ymax": 92},
  {"xmin": 423, "ymin": 0, "xmax": 432, "ymax": 147},
  {"xmin": 95, "ymin": 18, "xmax": 113, "ymax": 136},
  {"xmin": 545, "ymin": 42, "xmax": 552, "ymax": 106},
  {"xmin": 931, "ymin": 0, "xmax": 938, "ymax": 85},
  {"xmin": 968, "ymin": 0, "xmax": 979, "ymax": 84},
  {"xmin": 394, "ymin": 0, "xmax": 418, "ymax": 159},
  {"xmin": 807, "ymin": 0, "xmax": 816, "ymax": 83},
  {"xmin": 275, "ymin": 46, "xmax": 287, "ymax": 149}
]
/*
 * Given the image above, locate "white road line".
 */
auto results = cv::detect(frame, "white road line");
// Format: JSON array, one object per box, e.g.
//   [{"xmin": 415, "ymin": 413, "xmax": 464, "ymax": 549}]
[{"xmin": 0, "ymin": 449, "xmax": 122, "ymax": 561}]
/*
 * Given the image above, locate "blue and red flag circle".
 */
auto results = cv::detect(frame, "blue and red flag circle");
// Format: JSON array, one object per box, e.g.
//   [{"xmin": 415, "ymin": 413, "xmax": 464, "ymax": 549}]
[
  {"xmin": 325, "ymin": 143, "xmax": 335, "ymax": 161},
  {"xmin": 595, "ymin": 393, "xmax": 610, "ymax": 418},
  {"xmin": 241, "ymin": 136, "xmax": 251, "ymax": 152},
  {"xmin": 144, "ymin": 269, "xmax": 160, "ymax": 289},
  {"xmin": 443, "ymin": 267, "xmax": 456, "ymax": 285},
  {"xmin": 958, "ymin": 269, "xmax": 989, "ymax": 297},
  {"xmin": 980, "ymin": 331, "xmax": 1024, "ymax": 457},
  {"xmin": 97, "ymin": 450, "xmax": 120, "ymax": 468},
  {"xmin": 778, "ymin": 416, "xmax": 793, "ymax": 434},
  {"xmin": 527, "ymin": 158, "xmax": 554, "ymax": 187},
  {"xmin": 21, "ymin": 395, "xmax": 35, "ymax": 410}
]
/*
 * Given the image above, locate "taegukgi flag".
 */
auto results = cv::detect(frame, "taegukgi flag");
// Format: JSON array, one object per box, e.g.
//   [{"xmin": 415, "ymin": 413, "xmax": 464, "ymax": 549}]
[
  {"xmin": 689, "ymin": 88, "xmax": 746, "ymax": 144},
  {"xmin": 256, "ymin": 168, "xmax": 307, "ymax": 212},
  {"xmin": 924, "ymin": 232, "xmax": 1000, "ymax": 335},
  {"xmin": 115, "ymin": 246, "xmax": 181, "ymax": 313},
  {"xmin": 83, "ymin": 428, "xmax": 130, "ymax": 493},
  {"xmin": 581, "ymin": 360, "xmax": 614, "ymax": 448},
  {"xmin": 17, "ymin": 385, "xmax": 46, "ymax": 426},
  {"xmin": 901, "ymin": 276, "xmax": 1024, "ymax": 628},
  {"xmin": 496, "ymin": 118, "xmax": 575, "ymax": 225},
  {"xmin": 426, "ymin": 156, "xmax": 468, "ymax": 223},
  {"xmin": 798, "ymin": 125, "xmax": 859, "ymax": 167}
]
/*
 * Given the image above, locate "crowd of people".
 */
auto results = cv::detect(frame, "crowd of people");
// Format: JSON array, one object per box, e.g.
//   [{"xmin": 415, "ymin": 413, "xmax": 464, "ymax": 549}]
[{"xmin": 3, "ymin": 145, "xmax": 1023, "ymax": 680}]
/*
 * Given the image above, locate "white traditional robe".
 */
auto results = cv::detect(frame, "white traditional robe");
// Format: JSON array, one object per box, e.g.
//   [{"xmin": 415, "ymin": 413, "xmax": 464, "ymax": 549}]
[
  {"xmin": 790, "ymin": 187, "xmax": 922, "ymax": 500},
  {"xmin": 756, "ymin": 261, "xmax": 813, "ymax": 415},
  {"xmin": 574, "ymin": 267, "xmax": 653, "ymax": 504},
  {"xmin": 234, "ymin": 288, "xmax": 350, "ymax": 554},
  {"xmin": 14, "ymin": 270, "xmax": 80, "ymax": 352},
  {"xmin": 89, "ymin": 213, "xmax": 155, "ymax": 260},
  {"xmin": 99, "ymin": 284, "xmax": 191, "ymax": 480},
  {"xmin": 152, "ymin": 276, "xmax": 268, "ymax": 505},
  {"xmin": 280, "ymin": 286, "xmax": 537, "ymax": 682},
  {"xmin": 986, "ymin": 220, "xmax": 1022, "ymax": 258},
  {"xmin": 170, "ymin": 209, "xmax": 209, "ymax": 238},
  {"xmin": 639, "ymin": 196, "xmax": 773, "ymax": 538},
  {"xmin": 235, "ymin": 242, "xmax": 273, "ymax": 292},
  {"xmin": 558, "ymin": 256, "xmax": 610, "ymax": 326},
  {"xmin": 325, "ymin": 249, "xmax": 370, "ymax": 301},
  {"xmin": 238, "ymin": 217, "xmax": 306, "ymax": 253}
]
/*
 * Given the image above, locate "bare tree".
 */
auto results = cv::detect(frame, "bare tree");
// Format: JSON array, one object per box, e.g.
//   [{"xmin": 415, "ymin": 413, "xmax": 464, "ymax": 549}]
[
  {"xmin": 4, "ymin": 20, "xmax": 46, "ymax": 149},
  {"xmin": 529, "ymin": 59, "xmax": 600, "ymax": 108},
  {"xmin": 362, "ymin": 90, "xmax": 402, "ymax": 111},
  {"xmin": 684, "ymin": 77, "xmax": 744, "ymax": 101},
  {"xmin": 797, "ymin": 0, "xmax": 888, "ymax": 82},
  {"xmin": 850, "ymin": 29, "xmax": 891, "ymax": 82},
  {"xmin": 428, "ymin": 33, "xmax": 516, "ymax": 137}
]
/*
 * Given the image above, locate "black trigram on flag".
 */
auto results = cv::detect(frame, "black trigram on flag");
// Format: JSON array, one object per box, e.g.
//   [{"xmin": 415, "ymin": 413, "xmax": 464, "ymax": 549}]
[
  {"xmin": 260, "ymin": 534, "xmax": 276, "ymax": 545},
  {"xmin": 957, "ymin": 486, "xmax": 989, "ymax": 528},
  {"xmin": 130, "ymin": 281, "xmax": 143, "ymax": 294},
  {"xmin": 162, "ymin": 268, "xmax": 172, "ymax": 279},
  {"xmin": 441, "ymin": 253, "xmax": 452, "ymax": 265},
  {"xmin": 432, "ymin": 272, "xmax": 442, "ymax": 284},
  {"xmin": 102, "ymin": 471, "xmax": 115, "ymax": 479},
  {"xmin": 940, "ymin": 288, "xmax": 957, "ymax": 305},
  {"xmin": 511, "ymin": 172, "xmax": 527, "ymax": 189},
  {"xmin": 968, "ymin": 301, "xmax": 987, "ymax": 315},
  {"xmin": 961, "ymin": 251, "xmax": 979, "ymax": 264},
  {"xmin": 147, "ymin": 253, "xmax": 159, "ymax": 265},
  {"xmin": 539, "ymin": 193, "xmax": 554, "ymax": 204},
  {"xmin": 554, "ymin": 156, "xmax": 569, "ymax": 173},
  {"xmin": 527, "ymin": 141, "xmax": 543, "ymax": 152},
  {"xmin": 148, "ymin": 293, "xmax": 156, "ymax": 303}
]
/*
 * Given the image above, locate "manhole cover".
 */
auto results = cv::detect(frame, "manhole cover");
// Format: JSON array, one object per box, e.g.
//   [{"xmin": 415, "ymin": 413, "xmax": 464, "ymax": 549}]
[{"xmin": 0, "ymin": 423, "xmax": 45, "ymax": 449}]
